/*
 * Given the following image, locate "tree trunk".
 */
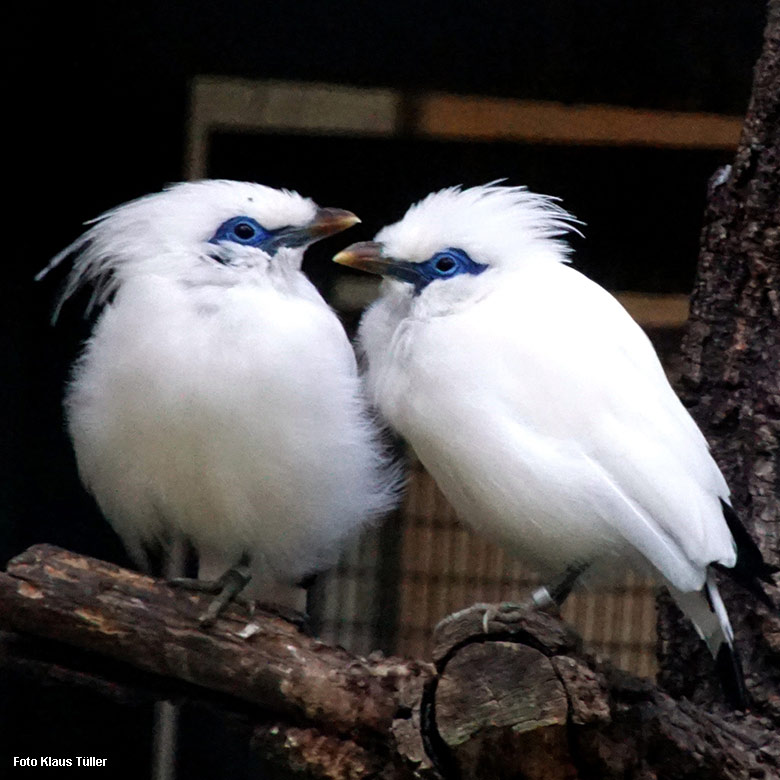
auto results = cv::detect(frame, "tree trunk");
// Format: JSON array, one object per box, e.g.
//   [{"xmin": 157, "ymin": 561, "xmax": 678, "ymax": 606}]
[{"xmin": 656, "ymin": 0, "xmax": 780, "ymax": 721}]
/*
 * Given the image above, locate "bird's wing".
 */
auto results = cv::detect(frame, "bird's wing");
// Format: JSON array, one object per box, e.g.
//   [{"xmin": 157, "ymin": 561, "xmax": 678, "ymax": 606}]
[{"xmin": 419, "ymin": 263, "xmax": 735, "ymax": 591}]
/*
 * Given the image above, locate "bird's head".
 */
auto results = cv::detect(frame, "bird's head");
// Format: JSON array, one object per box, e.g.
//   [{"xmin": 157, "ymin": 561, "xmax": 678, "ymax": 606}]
[
  {"xmin": 334, "ymin": 183, "xmax": 580, "ymax": 299},
  {"xmin": 40, "ymin": 180, "xmax": 359, "ymax": 318}
]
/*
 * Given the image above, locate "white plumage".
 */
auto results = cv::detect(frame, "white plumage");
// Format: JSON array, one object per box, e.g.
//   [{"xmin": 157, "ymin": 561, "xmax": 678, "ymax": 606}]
[
  {"xmin": 42, "ymin": 179, "xmax": 398, "ymax": 610},
  {"xmin": 335, "ymin": 183, "xmax": 755, "ymax": 700}
]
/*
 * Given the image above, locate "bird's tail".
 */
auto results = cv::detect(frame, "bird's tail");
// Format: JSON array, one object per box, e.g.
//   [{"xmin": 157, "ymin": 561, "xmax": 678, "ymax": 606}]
[
  {"xmin": 716, "ymin": 499, "xmax": 777, "ymax": 608},
  {"xmin": 670, "ymin": 571, "xmax": 748, "ymax": 709}
]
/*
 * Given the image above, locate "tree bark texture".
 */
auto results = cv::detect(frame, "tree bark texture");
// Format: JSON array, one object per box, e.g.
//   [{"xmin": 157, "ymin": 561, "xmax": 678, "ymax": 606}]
[
  {"xmin": 657, "ymin": 0, "xmax": 780, "ymax": 719},
  {"xmin": 2, "ymin": 545, "xmax": 779, "ymax": 779}
]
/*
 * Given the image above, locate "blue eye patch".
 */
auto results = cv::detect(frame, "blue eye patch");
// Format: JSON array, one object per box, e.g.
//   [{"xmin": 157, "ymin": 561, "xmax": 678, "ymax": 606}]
[
  {"xmin": 407, "ymin": 248, "xmax": 488, "ymax": 293},
  {"xmin": 209, "ymin": 216, "xmax": 274, "ymax": 249}
]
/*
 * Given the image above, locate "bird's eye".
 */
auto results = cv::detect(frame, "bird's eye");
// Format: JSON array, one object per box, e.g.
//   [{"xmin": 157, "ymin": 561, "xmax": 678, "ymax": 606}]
[
  {"xmin": 412, "ymin": 248, "xmax": 487, "ymax": 292},
  {"xmin": 209, "ymin": 216, "xmax": 271, "ymax": 249},
  {"xmin": 233, "ymin": 221, "xmax": 257, "ymax": 241},
  {"xmin": 434, "ymin": 256, "xmax": 457, "ymax": 274}
]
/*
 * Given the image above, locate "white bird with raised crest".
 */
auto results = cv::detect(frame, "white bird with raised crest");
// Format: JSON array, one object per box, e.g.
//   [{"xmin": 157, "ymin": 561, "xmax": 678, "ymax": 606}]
[
  {"xmin": 40, "ymin": 179, "xmax": 399, "ymax": 626},
  {"xmin": 334, "ymin": 183, "xmax": 774, "ymax": 707}
]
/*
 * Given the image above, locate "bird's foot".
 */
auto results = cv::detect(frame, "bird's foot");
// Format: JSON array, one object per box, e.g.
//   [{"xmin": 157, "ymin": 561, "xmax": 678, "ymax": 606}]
[
  {"xmin": 479, "ymin": 599, "xmax": 540, "ymax": 633},
  {"xmin": 254, "ymin": 603, "xmax": 312, "ymax": 635},
  {"xmin": 168, "ymin": 564, "xmax": 253, "ymax": 628},
  {"xmin": 479, "ymin": 593, "xmax": 568, "ymax": 632},
  {"xmin": 434, "ymin": 582, "xmax": 576, "ymax": 638},
  {"xmin": 432, "ymin": 599, "xmax": 535, "ymax": 639},
  {"xmin": 471, "ymin": 566, "xmax": 589, "ymax": 631}
]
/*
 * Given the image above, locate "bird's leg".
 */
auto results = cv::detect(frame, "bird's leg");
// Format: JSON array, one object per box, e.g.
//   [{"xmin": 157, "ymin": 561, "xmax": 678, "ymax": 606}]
[
  {"xmin": 253, "ymin": 602, "xmax": 311, "ymax": 634},
  {"xmin": 242, "ymin": 574, "xmax": 316, "ymax": 634},
  {"xmin": 481, "ymin": 562, "xmax": 590, "ymax": 631},
  {"xmin": 168, "ymin": 553, "xmax": 253, "ymax": 628},
  {"xmin": 429, "ymin": 562, "xmax": 588, "ymax": 635},
  {"xmin": 528, "ymin": 561, "xmax": 589, "ymax": 610},
  {"xmin": 197, "ymin": 561, "xmax": 252, "ymax": 628}
]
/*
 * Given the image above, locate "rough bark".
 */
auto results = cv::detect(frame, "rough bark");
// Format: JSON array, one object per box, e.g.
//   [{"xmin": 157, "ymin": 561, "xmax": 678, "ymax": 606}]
[
  {"xmin": 657, "ymin": 0, "xmax": 780, "ymax": 719},
  {"xmin": 2, "ymin": 545, "xmax": 779, "ymax": 779}
]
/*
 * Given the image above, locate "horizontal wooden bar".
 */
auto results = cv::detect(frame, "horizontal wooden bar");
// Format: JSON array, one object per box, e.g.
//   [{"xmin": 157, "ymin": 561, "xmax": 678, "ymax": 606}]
[{"xmin": 418, "ymin": 93, "xmax": 742, "ymax": 149}]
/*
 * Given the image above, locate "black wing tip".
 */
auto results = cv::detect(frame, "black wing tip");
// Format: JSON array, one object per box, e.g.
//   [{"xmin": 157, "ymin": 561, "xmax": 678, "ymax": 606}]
[
  {"xmin": 718, "ymin": 500, "xmax": 778, "ymax": 604},
  {"xmin": 715, "ymin": 642, "xmax": 749, "ymax": 711},
  {"xmin": 712, "ymin": 562, "xmax": 776, "ymax": 610}
]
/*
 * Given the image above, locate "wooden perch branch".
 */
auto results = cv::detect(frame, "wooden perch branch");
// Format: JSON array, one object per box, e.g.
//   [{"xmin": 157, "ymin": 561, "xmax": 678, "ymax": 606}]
[
  {"xmin": 0, "ymin": 545, "xmax": 428, "ymax": 739},
  {"xmin": 1, "ymin": 545, "xmax": 778, "ymax": 779}
]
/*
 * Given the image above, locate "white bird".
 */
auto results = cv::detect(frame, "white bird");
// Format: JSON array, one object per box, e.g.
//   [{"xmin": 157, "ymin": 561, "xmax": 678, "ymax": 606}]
[
  {"xmin": 334, "ymin": 183, "xmax": 774, "ymax": 707},
  {"xmin": 40, "ymin": 179, "xmax": 399, "ymax": 624}
]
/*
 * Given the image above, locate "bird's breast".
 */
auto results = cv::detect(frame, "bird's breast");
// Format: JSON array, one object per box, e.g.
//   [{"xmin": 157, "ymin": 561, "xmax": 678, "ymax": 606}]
[{"xmin": 65, "ymin": 277, "xmax": 377, "ymax": 576}]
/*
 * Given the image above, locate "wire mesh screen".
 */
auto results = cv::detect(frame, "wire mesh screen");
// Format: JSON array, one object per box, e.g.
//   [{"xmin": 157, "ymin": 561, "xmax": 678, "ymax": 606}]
[
  {"xmin": 396, "ymin": 462, "xmax": 659, "ymax": 676},
  {"xmin": 313, "ymin": 460, "xmax": 659, "ymax": 677},
  {"xmin": 310, "ymin": 524, "xmax": 387, "ymax": 657}
]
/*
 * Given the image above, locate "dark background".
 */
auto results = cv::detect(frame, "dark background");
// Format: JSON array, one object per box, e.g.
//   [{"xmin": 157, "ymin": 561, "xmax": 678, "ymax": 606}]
[{"xmin": 3, "ymin": 1, "xmax": 766, "ymax": 776}]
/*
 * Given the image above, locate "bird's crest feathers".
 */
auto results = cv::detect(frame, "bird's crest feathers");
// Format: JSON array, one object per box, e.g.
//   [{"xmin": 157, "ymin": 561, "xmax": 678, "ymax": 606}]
[
  {"xmin": 377, "ymin": 183, "xmax": 582, "ymax": 269},
  {"xmin": 37, "ymin": 180, "xmax": 317, "ymax": 321}
]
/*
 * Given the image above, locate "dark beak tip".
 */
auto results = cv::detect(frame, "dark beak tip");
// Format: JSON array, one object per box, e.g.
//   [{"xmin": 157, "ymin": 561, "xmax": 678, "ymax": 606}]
[{"xmin": 312, "ymin": 208, "xmax": 361, "ymax": 237}]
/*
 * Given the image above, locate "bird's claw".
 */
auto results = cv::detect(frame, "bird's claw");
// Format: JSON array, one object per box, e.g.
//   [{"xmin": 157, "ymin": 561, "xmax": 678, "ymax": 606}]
[
  {"xmin": 232, "ymin": 604, "xmax": 311, "ymax": 636},
  {"xmin": 434, "ymin": 600, "xmax": 535, "ymax": 638},
  {"xmin": 257, "ymin": 604, "xmax": 312, "ymax": 634},
  {"xmin": 475, "ymin": 566, "xmax": 587, "ymax": 631},
  {"xmin": 168, "ymin": 576, "xmax": 221, "ymax": 595},
  {"xmin": 168, "ymin": 566, "xmax": 254, "ymax": 628},
  {"xmin": 481, "ymin": 600, "xmax": 538, "ymax": 632},
  {"xmin": 481, "ymin": 605, "xmax": 495, "ymax": 633}
]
